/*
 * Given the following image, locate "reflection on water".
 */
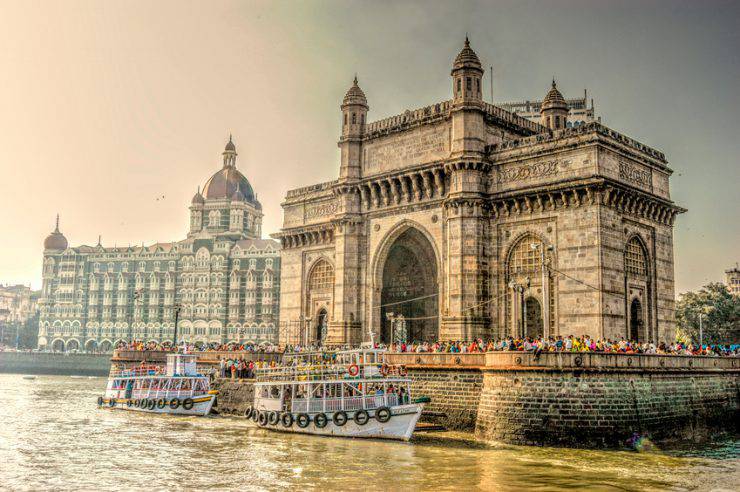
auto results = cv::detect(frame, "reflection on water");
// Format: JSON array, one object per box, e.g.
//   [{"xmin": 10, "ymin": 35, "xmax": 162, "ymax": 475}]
[{"xmin": 0, "ymin": 374, "xmax": 737, "ymax": 491}]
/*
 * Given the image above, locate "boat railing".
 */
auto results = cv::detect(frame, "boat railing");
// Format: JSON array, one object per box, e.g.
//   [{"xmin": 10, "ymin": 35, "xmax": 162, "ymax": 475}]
[
  {"xmin": 255, "ymin": 362, "xmax": 404, "ymax": 382},
  {"xmin": 290, "ymin": 393, "xmax": 400, "ymax": 413},
  {"xmin": 110, "ymin": 366, "xmax": 165, "ymax": 378}
]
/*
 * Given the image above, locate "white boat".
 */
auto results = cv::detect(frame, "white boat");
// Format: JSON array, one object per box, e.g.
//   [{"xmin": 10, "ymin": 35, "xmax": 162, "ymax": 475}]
[
  {"xmin": 97, "ymin": 353, "xmax": 217, "ymax": 416},
  {"xmin": 247, "ymin": 348, "xmax": 428, "ymax": 441}
]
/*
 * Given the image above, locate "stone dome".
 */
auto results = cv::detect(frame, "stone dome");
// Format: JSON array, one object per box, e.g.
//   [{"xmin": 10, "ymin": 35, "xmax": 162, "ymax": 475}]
[
  {"xmin": 202, "ymin": 167, "xmax": 261, "ymax": 209},
  {"xmin": 342, "ymin": 76, "xmax": 368, "ymax": 108},
  {"xmin": 225, "ymin": 135, "xmax": 236, "ymax": 152},
  {"xmin": 44, "ymin": 216, "xmax": 68, "ymax": 250},
  {"xmin": 452, "ymin": 36, "xmax": 482, "ymax": 72},
  {"xmin": 542, "ymin": 80, "xmax": 568, "ymax": 110}
]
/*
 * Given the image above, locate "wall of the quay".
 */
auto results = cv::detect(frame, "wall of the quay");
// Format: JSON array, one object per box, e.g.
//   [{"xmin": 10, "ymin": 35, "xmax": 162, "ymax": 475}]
[
  {"xmin": 388, "ymin": 352, "xmax": 739, "ymax": 447},
  {"xmin": 211, "ymin": 378, "xmax": 255, "ymax": 416},
  {"xmin": 0, "ymin": 351, "xmax": 111, "ymax": 376}
]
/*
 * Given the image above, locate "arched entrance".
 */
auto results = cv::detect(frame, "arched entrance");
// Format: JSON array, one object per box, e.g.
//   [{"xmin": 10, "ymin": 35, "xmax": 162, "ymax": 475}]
[
  {"xmin": 380, "ymin": 227, "xmax": 438, "ymax": 343},
  {"xmin": 99, "ymin": 340, "xmax": 113, "ymax": 353},
  {"xmin": 315, "ymin": 309, "xmax": 328, "ymax": 344},
  {"xmin": 629, "ymin": 298, "xmax": 643, "ymax": 342},
  {"xmin": 51, "ymin": 339, "xmax": 65, "ymax": 352},
  {"xmin": 524, "ymin": 297, "xmax": 543, "ymax": 338},
  {"xmin": 66, "ymin": 339, "xmax": 80, "ymax": 352},
  {"xmin": 85, "ymin": 340, "xmax": 98, "ymax": 353}
]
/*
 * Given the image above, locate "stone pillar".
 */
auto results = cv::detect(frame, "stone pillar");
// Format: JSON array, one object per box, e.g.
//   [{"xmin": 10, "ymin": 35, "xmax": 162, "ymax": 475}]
[
  {"xmin": 442, "ymin": 194, "xmax": 490, "ymax": 340},
  {"xmin": 326, "ymin": 191, "xmax": 365, "ymax": 346}
]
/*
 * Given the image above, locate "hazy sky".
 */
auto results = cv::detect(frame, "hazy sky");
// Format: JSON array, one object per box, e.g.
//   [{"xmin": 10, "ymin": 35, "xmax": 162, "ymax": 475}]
[{"xmin": 0, "ymin": 0, "xmax": 738, "ymax": 293}]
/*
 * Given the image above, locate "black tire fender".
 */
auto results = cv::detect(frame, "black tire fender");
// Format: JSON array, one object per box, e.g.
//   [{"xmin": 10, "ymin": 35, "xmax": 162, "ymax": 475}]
[
  {"xmin": 281, "ymin": 412, "xmax": 294, "ymax": 428},
  {"xmin": 147, "ymin": 399, "xmax": 156, "ymax": 410},
  {"xmin": 258, "ymin": 411, "xmax": 268, "ymax": 427},
  {"xmin": 97, "ymin": 396, "xmax": 103, "ymax": 406},
  {"xmin": 169, "ymin": 398, "xmax": 181, "ymax": 409},
  {"xmin": 296, "ymin": 413, "xmax": 310, "ymax": 428},
  {"xmin": 376, "ymin": 406, "xmax": 392, "ymax": 423},
  {"xmin": 182, "ymin": 398, "xmax": 194, "ymax": 410},
  {"xmin": 314, "ymin": 413, "xmax": 328, "ymax": 428},
  {"xmin": 268, "ymin": 411, "xmax": 280, "ymax": 426},
  {"xmin": 157, "ymin": 398, "xmax": 166, "ymax": 409},
  {"xmin": 355, "ymin": 409, "xmax": 369, "ymax": 425},
  {"xmin": 244, "ymin": 406, "xmax": 253, "ymax": 419},
  {"xmin": 333, "ymin": 411, "xmax": 348, "ymax": 427}
]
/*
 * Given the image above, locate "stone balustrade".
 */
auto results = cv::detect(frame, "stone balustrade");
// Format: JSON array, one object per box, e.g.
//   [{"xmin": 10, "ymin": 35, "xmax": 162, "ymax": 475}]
[{"xmin": 387, "ymin": 351, "xmax": 737, "ymax": 371}]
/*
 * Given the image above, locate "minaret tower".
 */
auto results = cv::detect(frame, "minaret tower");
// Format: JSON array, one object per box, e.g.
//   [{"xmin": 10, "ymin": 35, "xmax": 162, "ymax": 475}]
[
  {"xmin": 338, "ymin": 75, "xmax": 368, "ymax": 180},
  {"xmin": 451, "ymin": 36, "xmax": 484, "ymax": 106},
  {"xmin": 540, "ymin": 79, "xmax": 569, "ymax": 130}
]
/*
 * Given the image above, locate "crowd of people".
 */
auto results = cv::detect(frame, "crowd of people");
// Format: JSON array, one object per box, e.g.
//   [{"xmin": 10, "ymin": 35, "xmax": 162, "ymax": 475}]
[
  {"xmin": 384, "ymin": 336, "xmax": 740, "ymax": 357},
  {"xmin": 115, "ymin": 340, "xmax": 281, "ymax": 353},
  {"xmin": 115, "ymin": 336, "xmax": 739, "ymax": 358},
  {"xmin": 218, "ymin": 357, "xmax": 279, "ymax": 379}
]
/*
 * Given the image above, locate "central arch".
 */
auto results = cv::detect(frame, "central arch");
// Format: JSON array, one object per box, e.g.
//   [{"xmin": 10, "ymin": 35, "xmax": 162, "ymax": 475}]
[{"xmin": 378, "ymin": 226, "xmax": 439, "ymax": 343}]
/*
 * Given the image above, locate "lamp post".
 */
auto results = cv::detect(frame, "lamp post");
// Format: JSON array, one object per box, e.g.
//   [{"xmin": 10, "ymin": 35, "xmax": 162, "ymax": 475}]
[
  {"xmin": 508, "ymin": 278, "xmax": 530, "ymax": 338},
  {"xmin": 532, "ymin": 243, "xmax": 554, "ymax": 336},
  {"xmin": 698, "ymin": 306, "xmax": 714, "ymax": 347},
  {"xmin": 173, "ymin": 303, "xmax": 181, "ymax": 350},
  {"xmin": 386, "ymin": 312, "xmax": 395, "ymax": 344}
]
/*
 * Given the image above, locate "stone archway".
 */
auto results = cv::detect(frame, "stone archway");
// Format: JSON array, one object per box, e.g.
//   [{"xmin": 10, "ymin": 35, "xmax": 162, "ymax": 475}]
[
  {"xmin": 524, "ymin": 297, "xmax": 543, "ymax": 338},
  {"xmin": 66, "ymin": 339, "xmax": 80, "ymax": 352},
  {"xmin": 51, "ymin": 339, "xmax": 65, "ymax": 352},
  {"xmin": 630, "ymin": 298, "xmax": 643, "ymax": 342},
  {"xmin": 379, "ymin": 227, "xmax": 438, "ymax": 343},
  {"xmin": 99, "ymin": 340, "xmax": 113, "ymax": 353},
  {"xmin": 85, "ymin": 340, "xmax": 98, "ymax": 353}
]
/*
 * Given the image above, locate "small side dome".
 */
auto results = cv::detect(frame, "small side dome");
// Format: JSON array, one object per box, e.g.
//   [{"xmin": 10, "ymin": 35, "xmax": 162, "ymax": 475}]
[
  {"xmin": 342, "ymin": 76, "xmax": 368, "ymax": 108},
  {"xmin": 542, "ymin": 80, "xmax": 568, "ymax": 111},
  {"xmin": 44, "ymin": 215, "xmax": 68, "ymax": 251},
  {"xmin": 452, "ymin": 36, "xmax": 482, "ymax": 73},
  {"xmin": 191, "ymin": 189, "xmax": 205, "ymax": 205}
]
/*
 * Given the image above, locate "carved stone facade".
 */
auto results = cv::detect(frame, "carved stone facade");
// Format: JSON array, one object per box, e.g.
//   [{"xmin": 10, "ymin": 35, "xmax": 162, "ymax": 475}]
[{"xmin": 275, "ymin": 39, "xmax": 685, "ymax": 346}]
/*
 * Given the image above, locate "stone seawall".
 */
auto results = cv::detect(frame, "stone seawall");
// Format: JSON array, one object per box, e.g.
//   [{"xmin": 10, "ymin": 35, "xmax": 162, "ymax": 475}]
[
  {"xmin": 211, "ymin": 378, "xmax": 255, "ymax": 416},
  {"xmin": 0, "ymin": 352, "xmax": 111, "ymax": 376}
]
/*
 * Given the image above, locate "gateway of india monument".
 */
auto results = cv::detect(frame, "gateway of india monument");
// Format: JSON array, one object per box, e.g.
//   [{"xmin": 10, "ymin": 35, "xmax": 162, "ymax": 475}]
[
  {"xmin": 38, "ymin": 138, "xmax": 281, "ymax": 352},
  {"xmin": 275, "ymin": 38, "xmax": 685, "ymax": 346}
]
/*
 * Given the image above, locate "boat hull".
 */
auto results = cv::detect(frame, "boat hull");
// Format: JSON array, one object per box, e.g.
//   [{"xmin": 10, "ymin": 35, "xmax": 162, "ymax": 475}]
[
  {"xmin": 253, "ymin": 403, "xmax": 424, "ymax": 441},
  {"xmin": 99, "ymin": 394, "xmax": 216, "ymax": 417}
]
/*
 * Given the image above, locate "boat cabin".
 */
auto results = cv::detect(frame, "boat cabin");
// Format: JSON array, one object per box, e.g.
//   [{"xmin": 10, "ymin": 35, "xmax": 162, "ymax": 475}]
[{"xmin": 254, "ymin": 378, "xmax": 411, "ymax": 414}]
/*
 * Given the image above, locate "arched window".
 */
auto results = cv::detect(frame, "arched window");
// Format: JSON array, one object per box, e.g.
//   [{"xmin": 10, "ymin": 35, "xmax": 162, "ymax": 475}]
[
  {"xmin": 308, "ymin": 259, "xmax": 334, "ymax": 293},
  {"xmin": 625, "ymin": 237, "xmax": 647, "ymax": 276},
  {"xmin": 508, "ymin": 235, "xmax": 544, "ymax": 276},
  {"xmin": 208, "ymin": 210, "xmax": 220, "ymax": 227}
]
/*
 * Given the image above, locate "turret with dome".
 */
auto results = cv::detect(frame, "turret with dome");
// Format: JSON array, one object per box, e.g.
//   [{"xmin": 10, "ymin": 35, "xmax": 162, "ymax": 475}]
[
  {"xmin": 188, "ymin": 136, "xmax": 263, "ymax": 239},
  {"xmin": 43, "ymin": 215, "xmax": 68, "ymax": 251},
  {"xmin": 540, "ymin": 79, "xmax": 569, "ymax": 130}
]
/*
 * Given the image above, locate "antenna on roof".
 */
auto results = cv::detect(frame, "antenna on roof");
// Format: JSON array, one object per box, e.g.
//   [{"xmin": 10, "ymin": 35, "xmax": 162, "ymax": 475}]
[{"xmin": 489, "ymin": 66, "xmax": 494, "ymax": 103}]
